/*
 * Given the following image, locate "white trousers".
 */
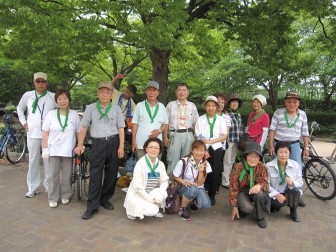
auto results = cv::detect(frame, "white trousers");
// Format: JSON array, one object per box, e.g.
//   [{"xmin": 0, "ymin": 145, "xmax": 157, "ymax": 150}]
[
  {"xmin": 222, "ymin": 141, "xmax": 238, "ymax": 186},
  {"xmin": 26, "ymin": 137, "xmax": 49, "ymax": 193}
]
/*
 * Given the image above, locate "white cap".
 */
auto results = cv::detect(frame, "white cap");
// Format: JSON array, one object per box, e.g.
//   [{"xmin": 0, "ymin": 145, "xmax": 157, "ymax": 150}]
[
  {"xmin": 34, "ymin": 72, "xmax": 48, "ymax": 81},
  {"xmin": 252, "ymin": 94, "xmax": 267, "ymax": 106}
]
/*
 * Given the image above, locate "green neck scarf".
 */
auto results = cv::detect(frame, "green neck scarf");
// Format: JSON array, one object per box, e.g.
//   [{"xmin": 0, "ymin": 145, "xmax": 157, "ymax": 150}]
[
  {"xmin": 145, "ymin": 154, "xmax": 159, "ymax": 177},
  {"xmin": 284, "ymin": 111, "xmax": 300, "ymax": 128},
  {"xmin": 250, "ymin": 109, "xmax": 265, "ymax": 124},
  {"xmin": 96, "ymin": 100, "xmax": 112, "ymax": 120},
  {"xmin": 57, "ymin": 108, "xmax": 69, "ymax": 132},
  {"xmin": 227, "ymin": 108, "xmax": 240, "ymax": 119},
  {"xmin": 277, "ymin": 160, "xmax": 286, "ymax": 185},
  {"xmin": 239, "ymin": 160, "xmax": 255, "ymax": 189},
  {"xmin": 32, "ymin": 90, "xmax": 47, "ymax": 113},
  {"xmin": 206, "ymin": 113, "xmax": 217, "ymax": 138},
  {"xmin": 145, "ymin": 100, "xmax": 159, "ymax": 123}
]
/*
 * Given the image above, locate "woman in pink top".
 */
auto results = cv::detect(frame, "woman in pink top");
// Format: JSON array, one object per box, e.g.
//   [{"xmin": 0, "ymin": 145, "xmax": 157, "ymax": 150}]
[{"xmin": 246, "ymin": 94, "xmax": 270, "ymax": 150}]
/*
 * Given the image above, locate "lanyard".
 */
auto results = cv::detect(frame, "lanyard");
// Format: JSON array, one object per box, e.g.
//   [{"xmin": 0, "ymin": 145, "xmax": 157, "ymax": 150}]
[
  {"xmin": 177, "ymin": 102, "xmax": 187, "ymax": 127},
  {"xmin": 145, "ymin": 154, "xmax": 159, "ymax": 177},
  {"xmin": 57, "ymin": 108, "xmax": 69, "ymax": 132},
  {"xmin": 145, "ymin": 100, "xmax": 159, "ymax": 123},
  {"xmin": 206, "ymin": 113, "xmax": 217, "ymax": 138},
  {"xmin": 277, "ymin": 161, "xmax": 286, "ymax": 185},
  {"xmin": 32, "ymin": 90, "xmax": 47, "ymax": 113},
  {"xmin": 249, "ymin": 109, "xmax": 264, "ymax": 124},
  {"xmin": 239, "ymin": 160, "xmax": 255, "ymax": 189},
  {"xmin": 96, "ymin": 101, "xmax": 112, "ymax": 120},
  {"xmin": 284, "ymin": 111, "xmax": 300, "ymax": 128}
]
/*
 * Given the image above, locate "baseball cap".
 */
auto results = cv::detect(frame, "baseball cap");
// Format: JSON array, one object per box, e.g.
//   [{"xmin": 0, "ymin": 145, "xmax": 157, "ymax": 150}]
[
  {"xmin": 98, "ymin": 82, "xmax": 113, "ymax": 90},
  {"xmin": 146, "ymin": 81, "xmax": 159, "ymax": 90},
  {"xmin": 34, "ymin": 72, "xmax": 48, "ymax": 81},
  {"xmin": 285, "ymin": 90, "xmax": 300, "ymax": 100}
]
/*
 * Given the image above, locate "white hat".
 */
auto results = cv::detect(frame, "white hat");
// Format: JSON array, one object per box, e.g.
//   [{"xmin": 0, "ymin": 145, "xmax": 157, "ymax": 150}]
[
  {"xmin": 34, "ymin": 72, "xmax": 48, "ymax": 81},
  {"xmin": 202, "ymin": 96, "xmax": 219, "ymax": 109},
  {"xmin": 252, "ymin": 94, "xmax": 267, "ymax": 106}
]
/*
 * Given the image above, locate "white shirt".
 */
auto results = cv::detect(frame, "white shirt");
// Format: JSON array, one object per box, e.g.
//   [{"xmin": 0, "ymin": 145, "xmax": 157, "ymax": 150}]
[
  {"xmin": 17, "ymin": 90, "xmax": 56, "ymax": 138},
  {"xmin": 42, "ymin": 109, "xmax": 81, "ymax": 157},
  {"xmin": 195, "ymin": 114, "xmax": 227, "ymax": 150}
]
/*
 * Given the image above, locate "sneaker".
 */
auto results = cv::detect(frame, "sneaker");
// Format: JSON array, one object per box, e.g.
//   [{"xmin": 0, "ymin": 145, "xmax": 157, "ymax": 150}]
[
  {"xmin": 127, "ymin": 214, "xmax": 136, "ymax": 220},
  {"xmin": 25, "ymin": 190, "xmax": 40, "ymax": 198},
  {"xmin": 49, "ymin": 201, "xmax": 58, "ymax": 208},
  {"xmin": 190, "ymin": 203, "xmax": 199, "ymax": 212},
  {"xmin": 61, "ymin": 199, "xmax": 70, "ymax": 205},
  {"xmin": 154, "ymin": 212, "xmax": 164, "ymax": 218},
  {"xmin": 178, "ymin": 207, "xmax": 191, "ymax": 221}
]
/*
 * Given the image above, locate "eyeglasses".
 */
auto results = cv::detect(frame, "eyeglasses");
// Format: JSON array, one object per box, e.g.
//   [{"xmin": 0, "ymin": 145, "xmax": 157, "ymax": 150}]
[
  {"xmin": 35, "ymin": 80, "xmax": 47, "ymax": 83},
  {"xmin": 147, "ymin": 146, "xmax": 160, "ymax": 150}
]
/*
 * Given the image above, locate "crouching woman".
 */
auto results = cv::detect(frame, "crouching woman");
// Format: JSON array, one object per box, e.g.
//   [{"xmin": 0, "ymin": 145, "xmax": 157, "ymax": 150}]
[
  {"xmin": 229, "ymin": 142, "xmax": 270, "ymax": 228},
  {"xmin": 124, "ymin": 138, "xmax": 169, "ymax": 220},
  {"xmin": 173, "ymin": 140, "xmax": 212, "ymax": 221}
]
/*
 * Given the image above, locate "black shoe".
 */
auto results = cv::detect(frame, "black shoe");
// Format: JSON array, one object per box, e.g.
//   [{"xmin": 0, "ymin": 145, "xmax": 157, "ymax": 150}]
[
  {"xmin": 190, "ymin": 203, "xmax": 199, "ymax": 212},
  {"xmin": 291, "ymin": 214, "xmax": 301, "ymax": 222},
  {"xmin": 298, "ymin": 198, "xmax": 306, "ymax": 207},
  {"xmin": 82, "ymin": 209, "xmax": 99, "ymax": 220},
  {"xmin": 101, "ymin": 201, "xmax": 114, "ymax": 210},
  {"xmin": 270, "ymin": 206, "xmax": 280, "ymax": 213},
  {"xmin": 257, "ymin": 218, "xmax": 267, "ymax": 228},
  {"xmin": 210, "ymin": 197, "xmax": 216, "ymax": 206},
  {"xmin": 178, "ymin": 207, "xmax": 191, "ymax": 221},
  {"xmin": 290, "ymin": 208, "xmax": 301, "ymax": 222}
]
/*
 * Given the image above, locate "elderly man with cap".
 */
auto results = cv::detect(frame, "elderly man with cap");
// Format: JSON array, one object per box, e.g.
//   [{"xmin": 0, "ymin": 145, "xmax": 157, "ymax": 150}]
[
  {"xmin": 195, "ymin": 95, "xmax": 227, "ymax": 205},
  {"xmin": 74, "ymin": 82, "xmax": 125, "ymax": 219},
  {"xmin": 268, "ymin": 90, "xmax": 309, "ymax": 207},
  {"xmin": 165, "ymin": 83, "xmax": 199, "ymax": 178},
  {"xmin": 132, "ymin": 81, "xmax": 168, "ymax": 160},
  {"xmin": 17, "ymin": 72, "xmax": 56, "ymax": 198},
  {"xmin": 229, "ymin": 142, "xmax": 270, "ymax": 228},
  {"xmin": 222, "ymin": 93, "xmax": 244, "ymax": 188},
  {"xmin": 246, "ymin": 94, "xmax": 270, "ymax": 150}
]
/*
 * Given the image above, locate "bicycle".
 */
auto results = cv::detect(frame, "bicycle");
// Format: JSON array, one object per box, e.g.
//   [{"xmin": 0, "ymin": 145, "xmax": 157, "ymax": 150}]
[
  {"xmin": 72, "ymin": 142, "xmax": 91, "ymax": 201},
  {"xmin": 262, "ymin": 121, "xmax": 336, "ymax": 201},
  {"xmin": 0, "ymin": 114, "xmax": 26, "ymax": 164}
]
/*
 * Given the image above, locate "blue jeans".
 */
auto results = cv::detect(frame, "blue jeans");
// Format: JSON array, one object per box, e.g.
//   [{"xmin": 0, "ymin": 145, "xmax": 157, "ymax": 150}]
[{"xmin": 178, "ymin": 185, "xmax": 211, "ymax": 209}]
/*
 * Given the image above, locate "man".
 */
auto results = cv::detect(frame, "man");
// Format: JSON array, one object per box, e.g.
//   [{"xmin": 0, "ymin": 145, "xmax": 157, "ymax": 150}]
[
  {"xmin": 132, "ymin": 81, "xmax": 168, "ymax": 160},
  {"xmin": 116, "ymin": 84, "xmax": 137, "ymax": 143},
  {"xmin": 268, "ymin": 90, "xmax": 309, "ymax": 206},
  {"xmin": 74, "ymin": 82, "xmax": 125, "ymax": 219},
  {"xmin": 17, "ymin": 72, "xmax": 56, "ymax": 198},
  {"xmin": 165, "ymin": 83, "xmax": 199, "ymax": 178}
]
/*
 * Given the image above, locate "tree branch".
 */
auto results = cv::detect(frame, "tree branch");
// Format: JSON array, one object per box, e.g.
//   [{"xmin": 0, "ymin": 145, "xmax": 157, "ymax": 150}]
[{"xmin": 318, "ymin": 16, "xmax": 334, "ymax": 42}]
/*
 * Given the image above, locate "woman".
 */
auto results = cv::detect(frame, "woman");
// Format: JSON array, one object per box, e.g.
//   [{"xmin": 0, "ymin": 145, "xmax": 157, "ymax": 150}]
[
  {"xmin": 195, "ymin": 96, "xmax": 227, "ymax": 205},
  {"xmin": 229, "ymin": 142, "xmax": 270, "ymax": 228},
  {"xmin": 246, "ymin": 94, "xmax": 270, "ymax": 150},
  {"xmin": 124, "ymin": 137, "xmax": 169, "ymax": 220},
  {"xmin": 42, "ymin": 90, "xmax": 80, "ymax": 208},
  {"xmin": 173, "ymin": 140, "xmax": 212, "ymax": 221},
  {"xmin": 266, "ymin": 141, "xmax": 302, "ymax": 222}
]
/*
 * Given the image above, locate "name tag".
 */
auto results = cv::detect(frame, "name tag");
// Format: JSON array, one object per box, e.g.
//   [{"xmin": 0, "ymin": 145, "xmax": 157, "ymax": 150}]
[{"xmin": 148, "ymin": 172, "xmax": 160, "ymax": 178}]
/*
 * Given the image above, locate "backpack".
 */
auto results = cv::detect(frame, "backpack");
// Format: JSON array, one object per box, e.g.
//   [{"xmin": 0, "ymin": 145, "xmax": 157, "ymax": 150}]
[{"xmin": 165, "ymin": 159, "xmax": 186, "ymax": 214}]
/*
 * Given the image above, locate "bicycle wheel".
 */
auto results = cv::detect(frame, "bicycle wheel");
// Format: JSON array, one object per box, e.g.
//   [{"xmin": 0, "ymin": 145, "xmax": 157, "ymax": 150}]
[
  {"xmin": 304, "ymin": 158, "xmax": 336, "ymax": 200},
  {"xmin": 262, "ymin": 149, "xmax": 273, "ymax": 164},
  {"xmin": 5, "ymin": 132, "xmax": 26, "ymax": 164}
]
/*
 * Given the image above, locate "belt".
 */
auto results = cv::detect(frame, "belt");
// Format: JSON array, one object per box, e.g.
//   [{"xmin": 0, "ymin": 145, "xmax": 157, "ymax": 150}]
[
  {"xmin": 92, "ymin": 135, "xmax": 117, "ymax": 141},
  {"xmin": 170, "ymin": 128, "xmax": 193, "ymax": 133},
  {"xmin": 274, "ymin": 139, "xmax": 299, "ymax": 145}
]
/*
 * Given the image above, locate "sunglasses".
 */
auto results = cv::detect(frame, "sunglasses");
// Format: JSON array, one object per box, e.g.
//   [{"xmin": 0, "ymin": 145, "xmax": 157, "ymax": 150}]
[{"xmin": 35, "ymin": 80, "xmax": 47, "ymax": 83}]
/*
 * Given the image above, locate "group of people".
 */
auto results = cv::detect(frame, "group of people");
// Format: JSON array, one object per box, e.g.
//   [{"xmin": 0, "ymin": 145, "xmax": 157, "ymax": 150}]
[{"xmin": 17, "ymin": 72, "xmax": 309, "ymax": 227}]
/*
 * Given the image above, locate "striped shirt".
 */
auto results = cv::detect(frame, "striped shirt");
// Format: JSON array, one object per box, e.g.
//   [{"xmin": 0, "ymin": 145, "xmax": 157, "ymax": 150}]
[
  {"xmin": 145, "ymin": 171, "xmax": 160, "ymax": 193},
  {"xmin": 269, "ymin": 108, "xmax": 309, "ymax": 141}
]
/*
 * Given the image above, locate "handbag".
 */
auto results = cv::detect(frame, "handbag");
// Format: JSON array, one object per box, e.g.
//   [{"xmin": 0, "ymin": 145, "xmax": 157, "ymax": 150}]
[
  {"xmin": 285, "ymin": 189, "xmax": 301, "ymax": 208},
  {"xmin": 237, "ymin": 132, "xmax": 256, "ymax": 151},
  {"xmin": 125, "ymin": 153, "xmax": 137, "ymax": 173}
]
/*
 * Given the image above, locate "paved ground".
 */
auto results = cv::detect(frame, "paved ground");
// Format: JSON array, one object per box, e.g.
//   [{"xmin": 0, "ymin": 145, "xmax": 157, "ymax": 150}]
[{"xmin": 0, "ymin": 139, "xmax": 335, "ymax": 252}]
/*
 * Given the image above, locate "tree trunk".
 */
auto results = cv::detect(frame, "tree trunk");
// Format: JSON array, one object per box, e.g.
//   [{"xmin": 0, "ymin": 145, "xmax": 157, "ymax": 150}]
[
  {"xmin": 268, "ymin": 81, "xmax": 279, "ymax": 111},
  {"xmin": 150, "ymin": 48, "xmax": 171, "ymax": 105}
]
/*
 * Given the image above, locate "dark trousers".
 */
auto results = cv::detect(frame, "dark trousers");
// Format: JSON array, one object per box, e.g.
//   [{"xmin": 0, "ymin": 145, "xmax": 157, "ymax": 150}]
[
  {"xmin": 238, "ymin": 188, "xmax": 270, "ymax": 220},
  {"xmin": 87, "ymin": 137, "xmax": 119, "ymax": 212},
  {"xmin": 206, "ymin": 146, "xmax": 224, "ymax": 198},
  {"xmin": 271, "ymin": 188, "xmax": 300, "ymax": 215}
]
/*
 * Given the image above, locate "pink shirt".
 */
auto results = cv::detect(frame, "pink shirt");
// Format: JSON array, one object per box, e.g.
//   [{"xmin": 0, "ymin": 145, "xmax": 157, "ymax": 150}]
[{"xmin": 247, "ymin": 111, "xmax": 270, "ymax": 143}]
